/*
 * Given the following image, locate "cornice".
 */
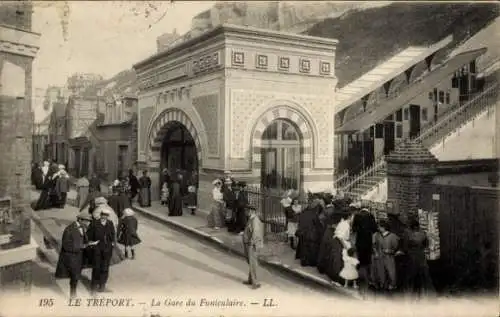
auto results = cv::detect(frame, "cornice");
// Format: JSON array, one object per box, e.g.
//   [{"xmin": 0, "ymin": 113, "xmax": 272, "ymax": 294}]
[
  {"xmin": 0, "ymin": 25, "xmax": 40, "ymax": 58},
  {"xmin": 134, "ymin": 23, "xmax": 337, "ymax": 71}
]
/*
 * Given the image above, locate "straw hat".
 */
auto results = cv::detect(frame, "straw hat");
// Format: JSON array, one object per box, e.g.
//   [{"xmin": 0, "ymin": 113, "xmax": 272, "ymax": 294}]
[{"xmin": 95, "ymin": 197, "xmax": 108, "ymax": 205}]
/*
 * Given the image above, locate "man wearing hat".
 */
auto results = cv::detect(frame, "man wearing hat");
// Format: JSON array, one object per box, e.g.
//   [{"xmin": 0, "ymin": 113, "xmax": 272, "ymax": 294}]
[
  {"xmin": 222, "ymin": 176, "xmax": 237, "ymax": 230},
  {"xmin": 242, "ymin": 207, "xmax": 264, "ymax": 289},
  {"xmin": 233, "ymin": 181, "xmax": 249, "ymax": 234},
  {"xmin": 86, "ymin": 206, "xmax": 116, "ymax": 293},
  {"xmin": 55, "ymin": 212, "xmax": 98, "ymax": 298}
]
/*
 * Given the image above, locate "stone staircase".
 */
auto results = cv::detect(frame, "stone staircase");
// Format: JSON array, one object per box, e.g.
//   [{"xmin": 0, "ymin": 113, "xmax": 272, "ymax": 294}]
[{"xmin": 336, "ymin": 81, "xmax": 500, "ymax": 199}]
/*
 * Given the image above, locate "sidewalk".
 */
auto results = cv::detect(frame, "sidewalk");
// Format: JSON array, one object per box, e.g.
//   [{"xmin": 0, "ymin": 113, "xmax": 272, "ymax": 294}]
[{"xmin": 132, "ymin": 201, "xmax": 360, "ymax": 299}]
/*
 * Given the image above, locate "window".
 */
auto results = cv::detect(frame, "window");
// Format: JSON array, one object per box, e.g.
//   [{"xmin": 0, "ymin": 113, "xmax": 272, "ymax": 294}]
[
  {"xmin": 369, "ymin": 126, "xmax": 374, "ymax": 139},
  {"xmin": 445, "ymin": 92, "xmax": 450, "ymax": 104},
  {"xmin": 422, "ymin": 108, "xmax": 428, "ymax": 121},
  {"xmin": 396, "ymin": 109, "xmax": 403, "ymax": 122},
  {"xmin": 428, "ymin": 92, "xmax": 433, "ymax": 100},
  {"xmin": 404, "ymin": 108, "xmax": 409, "ymax": 120},
  {"xmin": 438, "ymin": 91, "xmax": 445, "ymax": 103},
  {"xmin": 375, "ymin": 124, "xmax": 384, "ymax": 138},
  {"xmin": 385, "ymin": 114, "xmax": 394, "ymax": 121},
  {"xmin": 451, "ymin": 76, "xmax": 459, "ymax": 88},
  {"xmin": 396, "ymin": 124, "xmax": 403, "ymax": 138}
]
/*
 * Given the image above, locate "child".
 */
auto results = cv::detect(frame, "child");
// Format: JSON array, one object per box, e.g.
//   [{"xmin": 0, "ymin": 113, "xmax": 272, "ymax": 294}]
[
  {"xmin": 185, "ymin": 185, "xmax": 197, "ymax": 215},
  {"xmin": 117, "ymin": 208, "xmax": 141, "ymax": 259},
  {"xmin": 340, "ymin": 248, "xmax": 360, "ymax": 288},
  {"xmin": 160, "ymin": 182, "xmax": 169, "ymax": 206}
]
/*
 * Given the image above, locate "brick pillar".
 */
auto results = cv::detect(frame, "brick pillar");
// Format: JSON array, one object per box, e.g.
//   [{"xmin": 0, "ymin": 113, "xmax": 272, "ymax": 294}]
[{"xmin": 386, "ymin": 139, "xmax": 438, "ymax": 219}]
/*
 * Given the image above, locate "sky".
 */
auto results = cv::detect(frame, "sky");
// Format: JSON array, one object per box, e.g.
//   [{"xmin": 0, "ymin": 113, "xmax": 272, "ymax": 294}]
[{"xmin": 32, "ymin": 1, "xmax": 215, "ymax": 121}]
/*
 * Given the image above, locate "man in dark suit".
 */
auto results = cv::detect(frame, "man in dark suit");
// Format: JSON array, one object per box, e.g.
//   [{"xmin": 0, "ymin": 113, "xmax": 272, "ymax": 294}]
[
  {"xmin": 55, "ymin": 213, "xmax": 97, "ymax": 298},
  {"xmin": 87, "ymin": 209, "xmax": 116, "ymax": 293}
]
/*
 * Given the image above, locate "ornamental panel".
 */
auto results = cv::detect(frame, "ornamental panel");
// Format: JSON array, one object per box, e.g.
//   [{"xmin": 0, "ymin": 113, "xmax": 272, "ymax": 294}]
[
  {"xmin": 230, "ymin": 90, "xmax": 333, "ymax": 161},
  {"xmin": 192, "ymin": 94, "xmax": 219, "ymax": 157}
]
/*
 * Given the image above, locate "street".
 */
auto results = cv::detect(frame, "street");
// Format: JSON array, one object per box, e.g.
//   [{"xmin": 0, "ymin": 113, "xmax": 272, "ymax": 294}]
[{"xmin": 22, "ymin": 201, "xmax": 365, "ymax": 317}]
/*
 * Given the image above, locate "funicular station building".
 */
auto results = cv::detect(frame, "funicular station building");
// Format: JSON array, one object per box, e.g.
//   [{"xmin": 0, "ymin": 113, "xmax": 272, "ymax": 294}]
[
  {"xmin": 133, "ymin": 25, "xmax": 338, "ymax": 207},
  {"xmin": 333, "ymin": 35, "xmax": 492, "ymax": 198}
]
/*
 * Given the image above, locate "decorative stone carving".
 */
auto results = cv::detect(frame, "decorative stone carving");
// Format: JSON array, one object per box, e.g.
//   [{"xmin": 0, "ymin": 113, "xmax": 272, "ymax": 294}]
[
  {"xmin": 232, "ymin": 51, "xmax": 245, "ymax": 66},
  {"xmin": 256, "ymin": 54, "xmax": 268, "ymax": 69},
  {"xmin": 193, "ymin": 51, "xmax": 222, "ymax": 74},
  {"xmin": 192, "ymin": 94, "xmax": 219, "ymax": 156},
  {"xmin": 230, "ymin": 89, "xmax": 333, "ymax": 160},
  {"xmin": 300, "ymin": 58, "xmax": 311, "ymax": 73},
  {"xmin": 278, "ymin": 57, "xmax": 290, "ymax": 70},
  {"xmin": 320, "ymin": 61, "xmax": 331, "ymax": 75}
]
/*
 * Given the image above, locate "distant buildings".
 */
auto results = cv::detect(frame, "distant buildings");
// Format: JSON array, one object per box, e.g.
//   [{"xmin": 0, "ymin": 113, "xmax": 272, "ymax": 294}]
[{"xmin": 32, "ymin": 115, "xmax": 50, "ymax": 163}]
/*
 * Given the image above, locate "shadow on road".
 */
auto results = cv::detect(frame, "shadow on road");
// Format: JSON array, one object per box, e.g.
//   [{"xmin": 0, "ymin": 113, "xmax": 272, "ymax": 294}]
[{"xmin": 151, "ymin": 246, "xmax": 244, "ymax": 284}]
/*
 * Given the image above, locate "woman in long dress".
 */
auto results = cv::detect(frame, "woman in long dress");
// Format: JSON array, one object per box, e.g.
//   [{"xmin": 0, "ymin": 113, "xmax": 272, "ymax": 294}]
[
  {"xmin": 295, "ymin": 196, "xmax": 323, "ymax": 267},
  {"xmin": 168, "ymin": 174, "xmax": 183, "ymax": 216},
  {"xmin": 400, "ymin": 217, "xmax": 436, "ymax": 299},
  {"xmin": 328, "ymin": 210, "xmax": 354, "ymax": 284},
  {"xmin": 207, "ymin": 179, "xmax": 224, "ymax": 229},
  {"xmin": 138, "ymin": 171, "xmax": 151, "ymax": 207},
  {"xmin": 34, "ymin": 164, "xmax": 58, "ymax": 210}
]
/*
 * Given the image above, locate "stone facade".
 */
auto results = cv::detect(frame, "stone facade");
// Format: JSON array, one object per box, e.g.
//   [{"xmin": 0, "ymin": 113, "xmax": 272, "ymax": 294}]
[
  {"xmin": 386, "ymin": 139, "xmax": 439, "ymax": 216},
  {"xmin": 134, "ymin": 24, "xmax": 338, "ymax": 207},
  {"xmin": 0, "ymin": 1, "xmax": 39, "ymax": 292}
]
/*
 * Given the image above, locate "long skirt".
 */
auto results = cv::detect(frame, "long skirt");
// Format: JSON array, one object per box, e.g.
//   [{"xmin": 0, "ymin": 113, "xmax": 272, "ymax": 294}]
[
  {"xmin": 34, "ymin": 189, "xmax": 52, "ymax": 211},
  {"xmin": 168, "ymin": 195, "xmax": 183, "ymax": 216},
  {"xmin": 139, "ymin": 188, "xmax": 151, "ymax": 207},
  {"xmin": 326, "ymin": 237, "xmax": 345, "ymax": 283},
  {"xmin": 207, "ymin": 201, "xmax": 224, "ymax": 228}
]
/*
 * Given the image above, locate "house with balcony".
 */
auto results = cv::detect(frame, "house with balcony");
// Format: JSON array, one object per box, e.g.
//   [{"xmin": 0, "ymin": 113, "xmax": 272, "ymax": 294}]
[{"xmin": 333, "ymin": 35, "xmax": 499, "ymax": 199}]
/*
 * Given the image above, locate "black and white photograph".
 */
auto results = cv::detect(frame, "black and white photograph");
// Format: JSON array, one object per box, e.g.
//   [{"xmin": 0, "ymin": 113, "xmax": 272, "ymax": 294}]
[{"xmin": 0, "ymin": 1, "xmax": 498, "ymax": 316}]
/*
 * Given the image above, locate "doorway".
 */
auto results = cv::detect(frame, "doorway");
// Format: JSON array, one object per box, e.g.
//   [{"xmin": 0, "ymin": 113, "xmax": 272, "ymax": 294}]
[
  {"xmin": 160, "ymin": 122, "xmax": 199, "ymax": 194},
  {"xmin": 383, "ymin": 121, "xmax": 395, "ymax": 155},
  {"xmin": 260, "ymin": 119, "xmax": 301, "ymax": 193},
  {"xmin": 409, "ymin": 104, "xmax": 421, "ymax": 138}
]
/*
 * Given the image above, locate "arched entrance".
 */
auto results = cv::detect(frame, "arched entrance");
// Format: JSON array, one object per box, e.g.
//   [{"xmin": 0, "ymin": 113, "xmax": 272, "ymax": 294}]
[
  {"xmin": 148, "ymin": 109, "xmax": 203, "ymax": 199},
  {"xmin": 260, "ymin": 118, "xmax": 302, "ymax": 192},
  {"xmin": 160, "ymin": 121, "xmax": 199, "ymax": 193}
]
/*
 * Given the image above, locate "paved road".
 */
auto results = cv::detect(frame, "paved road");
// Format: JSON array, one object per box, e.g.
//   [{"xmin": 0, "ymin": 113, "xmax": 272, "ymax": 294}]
[{"xmin": 21, "ymin": 201, "xmax": 357, "ymax": 317}]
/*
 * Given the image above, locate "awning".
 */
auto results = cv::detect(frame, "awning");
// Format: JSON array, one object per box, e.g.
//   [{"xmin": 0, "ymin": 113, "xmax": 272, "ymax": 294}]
[
  {"xmin": 335, "ymin": 35, "xmax": 453, "ymax": 114},
  {"xmin": 336, "ymin": 47, "xmax": 487, "ymax": 134}
]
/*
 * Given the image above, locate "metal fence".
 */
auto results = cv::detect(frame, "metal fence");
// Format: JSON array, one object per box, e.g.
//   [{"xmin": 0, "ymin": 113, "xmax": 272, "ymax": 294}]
[{"xmin": 244, "ymin": 184, "xmax": 390, "ymax": 242}]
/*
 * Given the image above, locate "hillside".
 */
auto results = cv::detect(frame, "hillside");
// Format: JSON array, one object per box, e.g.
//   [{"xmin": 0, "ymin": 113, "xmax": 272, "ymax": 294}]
[{"xmin": 305, "ymin": 2, "xmax": 499, "ymax": 87}]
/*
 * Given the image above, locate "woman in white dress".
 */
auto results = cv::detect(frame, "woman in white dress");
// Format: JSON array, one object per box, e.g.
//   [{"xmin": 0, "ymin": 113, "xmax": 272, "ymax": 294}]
[{"xmin": 207, "ymin": 179, "xmax": 225, "ymax": 229}]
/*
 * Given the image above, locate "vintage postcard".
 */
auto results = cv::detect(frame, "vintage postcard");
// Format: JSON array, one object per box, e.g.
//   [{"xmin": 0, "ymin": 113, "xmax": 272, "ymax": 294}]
[{"xmin": 0, "ymin": 1, "xmax": 498, "ymax": 316}]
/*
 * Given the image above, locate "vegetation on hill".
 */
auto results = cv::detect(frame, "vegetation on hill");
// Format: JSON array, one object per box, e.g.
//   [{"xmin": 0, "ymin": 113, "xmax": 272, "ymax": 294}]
[{"xmin": 305, "ymin": 3, "xmax": 499, "ymax": 87}]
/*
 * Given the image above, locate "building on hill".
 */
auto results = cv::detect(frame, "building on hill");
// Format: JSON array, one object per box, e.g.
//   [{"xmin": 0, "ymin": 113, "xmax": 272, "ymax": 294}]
[
  {"xmin": 335, "ymin": 46, "xmax": 487, "ymax": 177},
  {"xmin": 133, "ymin": 24, "xmax": 338, "ymax": 208},
  {"xmin": 0, "ymin": 1, "xmax": 40, "ymax": 292},
  {"xmin": 67, "ymin": 73, "xmax": 104, "ymax": 96}
]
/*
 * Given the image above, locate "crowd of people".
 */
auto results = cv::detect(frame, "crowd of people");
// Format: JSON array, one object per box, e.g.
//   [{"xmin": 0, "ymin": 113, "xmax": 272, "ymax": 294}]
[
  {"xmin": 207, "ymin": 176, "xmax": 249, "ymax": 234},
  {"xmin": 281, "ymin": 190, "xmax": 436, "ymax": 299}
]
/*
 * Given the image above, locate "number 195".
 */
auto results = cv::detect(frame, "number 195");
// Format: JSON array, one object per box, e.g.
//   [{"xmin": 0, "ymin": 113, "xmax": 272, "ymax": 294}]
[{"xmin": 39, "ymin": 298, "xmax": 54, "ymax": 307}]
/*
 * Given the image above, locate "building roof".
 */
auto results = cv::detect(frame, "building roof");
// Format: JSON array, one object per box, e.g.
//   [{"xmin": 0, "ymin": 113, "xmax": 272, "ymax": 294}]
[
  {"xmin": 133, "ymin": 23, "xmax": 339, "ymax": 70},
  {"xmin": 336, "ymin": 47, "xmax": 487, "ymax": 134},
  {"xmin": 335, "ymin": 36, "xmax": 453, "ymax": 114}
]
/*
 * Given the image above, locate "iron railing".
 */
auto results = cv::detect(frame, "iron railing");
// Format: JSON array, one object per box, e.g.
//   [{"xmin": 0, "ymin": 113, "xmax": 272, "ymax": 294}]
[{"xmin": 336, "ymin": 81, "xmax": 499, "ymax": 199}]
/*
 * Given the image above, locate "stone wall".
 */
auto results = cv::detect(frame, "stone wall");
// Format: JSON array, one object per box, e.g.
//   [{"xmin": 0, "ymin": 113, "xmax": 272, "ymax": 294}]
[{"xmin": 0, "ymin": 2, "xmax": 39, "ymax": 293}]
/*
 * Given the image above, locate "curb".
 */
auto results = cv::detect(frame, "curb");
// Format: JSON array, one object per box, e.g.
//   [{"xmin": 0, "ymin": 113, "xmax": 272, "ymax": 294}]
[{"xmin": 132, "ymin": 205, "xmax": 360, "ymax": 299}]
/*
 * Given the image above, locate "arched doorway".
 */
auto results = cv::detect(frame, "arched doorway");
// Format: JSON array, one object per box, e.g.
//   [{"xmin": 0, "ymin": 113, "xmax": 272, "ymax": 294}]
[
  {"xmin": 260, "ymin": 118, "xmax": 301, "ymax": 192},
  {"xmin": 160, "ymin": 122, "xmax": 199, "ymax": 194}
]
